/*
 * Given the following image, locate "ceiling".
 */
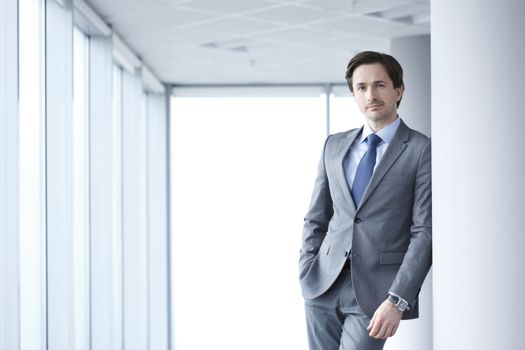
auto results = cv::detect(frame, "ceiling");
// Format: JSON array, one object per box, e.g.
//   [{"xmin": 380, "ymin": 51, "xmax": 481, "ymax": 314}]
[{"xmin": 85, "ymin": 0, "xmax": 430, "ymax": 85}]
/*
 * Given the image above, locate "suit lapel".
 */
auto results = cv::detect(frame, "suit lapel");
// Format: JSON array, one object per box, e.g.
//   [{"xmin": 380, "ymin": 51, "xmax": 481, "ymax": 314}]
[
  {"xmin": 335, "ymin": 127, "xmax": 362, "ymax": 213},
  {"xmin": 357, "ymin": 120, "xmax": 410, "ymax": 210}
]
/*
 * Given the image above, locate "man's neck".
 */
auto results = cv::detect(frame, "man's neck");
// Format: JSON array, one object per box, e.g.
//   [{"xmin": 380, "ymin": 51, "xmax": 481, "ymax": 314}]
[{"xmin": 367, "ymin": 115, "xmax": 398, "ymax": 133}]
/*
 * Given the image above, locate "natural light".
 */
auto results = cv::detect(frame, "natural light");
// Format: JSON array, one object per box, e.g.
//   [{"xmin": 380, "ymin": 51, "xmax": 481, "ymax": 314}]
[{"xmin": 170, "ymin": 94, "xmax": 362, "ymax": 350}]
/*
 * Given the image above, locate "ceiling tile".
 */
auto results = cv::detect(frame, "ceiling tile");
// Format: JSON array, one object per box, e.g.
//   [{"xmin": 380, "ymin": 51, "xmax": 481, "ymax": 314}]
[
  {"xmin": 375, "ymin": 24, "xmax": 430, "ymax": 39},
  {"xmin": 315, "ymin": 35, "xmax": 390, "ymax": 53},
  {"xmin": 306, "ymin": 0, "xmax": 412, "ymax": 14},
  {"xmin": 254, "ymin": 27, "xmax": 346, "ymax": 46},
  {"xmin": 187, "ymin": 17, "xmax": 285, "ymax": 35},
  {"xmin": 312, "ymin": 15, "xmax": 403, "ymax": 36},
  {"xmin": 246, "ymin": 4, "xmax": 341, "ymax": 25},
  {"xmin": 265, "ymin": 0, "xmax": 313, "ymax": 4},
  {"xmin": 177, "ymin": 0, "xmax": 279, "ymax": 15}
]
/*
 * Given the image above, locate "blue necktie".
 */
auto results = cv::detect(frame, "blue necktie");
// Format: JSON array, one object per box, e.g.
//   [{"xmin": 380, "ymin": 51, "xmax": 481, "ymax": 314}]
[{"xmin": 351, "ymin": 134, "xmax": 382, "ymax": 206}]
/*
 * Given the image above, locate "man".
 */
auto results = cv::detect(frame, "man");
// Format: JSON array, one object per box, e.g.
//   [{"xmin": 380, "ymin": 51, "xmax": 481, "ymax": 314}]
[{"xmin": 299, "ymin": 51, "xmax": 432, "ymax": 350}]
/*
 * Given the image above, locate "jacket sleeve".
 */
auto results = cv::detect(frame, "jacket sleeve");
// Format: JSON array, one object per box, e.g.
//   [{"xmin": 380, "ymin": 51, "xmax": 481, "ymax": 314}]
[
  {"xmin": 299, "ymin": 136, "xmax": 334, "ymax": 278},
  {"xmin": 388, "ymin": 139, "xmax": 432, "ymax": 307}
]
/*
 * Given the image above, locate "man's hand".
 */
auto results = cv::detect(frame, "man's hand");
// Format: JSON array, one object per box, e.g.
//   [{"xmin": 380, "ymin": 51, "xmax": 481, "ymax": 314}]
[{"xmin": 367, "ymin": 300, "xmax": 402, "ymax": 339}]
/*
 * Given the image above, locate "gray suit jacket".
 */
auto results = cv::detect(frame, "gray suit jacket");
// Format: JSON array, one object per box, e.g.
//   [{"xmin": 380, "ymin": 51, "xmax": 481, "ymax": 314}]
[{"xmin": 299, "ymin": 119, "xmax": 432, "ymax": 320}]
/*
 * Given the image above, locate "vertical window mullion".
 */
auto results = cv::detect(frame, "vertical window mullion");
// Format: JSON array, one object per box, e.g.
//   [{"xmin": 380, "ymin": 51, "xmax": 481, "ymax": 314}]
[
  {"xmin": 89, "ymin": 35, "xmax": 115, "ymax": 350},
  {"xmin": 111, "ymin": 64, "xmax": 124, "ymax": 350},
  {"xmin": 122, "ymin": 70, "xmax": 149, "ymax": 350},
  {"xmin": 19, "ymin": 0, "xmax": 47, "ymax": 348},
  {"xmin": 45, "ymin": 0, "xmax": 75, "ymax": 348},
  {"xmin": 0, "ymin": 0, "xmax": 20, "ymax": 348},
  {"xmin": 72, "ymin": 26, "xmax": 91, "ymax": 350},
  {"xmin": 147, "ymin": 93, "xmax": 169, "ymax": 350}
]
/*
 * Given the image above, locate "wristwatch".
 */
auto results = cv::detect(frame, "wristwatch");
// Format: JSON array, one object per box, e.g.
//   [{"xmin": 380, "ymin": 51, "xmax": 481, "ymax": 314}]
[{"xmin": 387, "ymin": 294, "xmax": 408, "ymax": 312}]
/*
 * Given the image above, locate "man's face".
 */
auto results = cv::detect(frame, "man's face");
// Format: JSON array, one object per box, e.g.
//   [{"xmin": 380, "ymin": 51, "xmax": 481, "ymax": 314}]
[{"xmin": 351, "ymin": 63, "xmax": 404, "ymax": 127}]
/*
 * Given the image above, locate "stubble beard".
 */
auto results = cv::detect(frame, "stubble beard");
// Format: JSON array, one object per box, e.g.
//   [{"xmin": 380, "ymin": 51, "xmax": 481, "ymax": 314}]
[{"xmin": 364, "ymin": 103, "xmax": 398, "ymax": 128}]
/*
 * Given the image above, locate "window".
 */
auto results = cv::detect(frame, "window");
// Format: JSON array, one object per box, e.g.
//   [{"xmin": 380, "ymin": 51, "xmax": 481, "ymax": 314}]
[
  {"xmin": 72, "ymin": 26, "xmax": 91, "ymax": 350},
  {"xmin": 111, "ymin": 63, "xmax": 124, "ymax": 350},
  {"xmin": 19, "ymin": 0, "xmax": 46, "ymax": 347},
  {"xmin": 329, "ymin": 94, "xmax": 364, "ymax": 134},
  {"xmin": 170, "ymin": 95, "xmax": 326, "ymax": 349}
]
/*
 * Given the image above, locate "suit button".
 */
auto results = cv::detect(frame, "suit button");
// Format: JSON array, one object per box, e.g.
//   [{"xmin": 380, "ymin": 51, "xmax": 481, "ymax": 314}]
[
  {"xmin": 344, "ymin": 251, "xmax": 349, "ymax": 257},
  {"xmin": 354, "ymin": 218, "xmax": 362, "ymax": 224}
]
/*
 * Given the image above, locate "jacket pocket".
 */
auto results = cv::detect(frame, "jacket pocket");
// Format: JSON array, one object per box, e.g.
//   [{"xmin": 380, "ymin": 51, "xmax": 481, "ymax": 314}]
[{"xmin": 380, "ymin": 252, "xmax": 406, "ymax": 265}]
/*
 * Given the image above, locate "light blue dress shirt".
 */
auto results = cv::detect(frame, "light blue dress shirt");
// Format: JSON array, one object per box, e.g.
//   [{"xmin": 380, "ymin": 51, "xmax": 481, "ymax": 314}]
[{"xmin": 343, "ymin": 117, "xmax": 401, "ymax": 188}]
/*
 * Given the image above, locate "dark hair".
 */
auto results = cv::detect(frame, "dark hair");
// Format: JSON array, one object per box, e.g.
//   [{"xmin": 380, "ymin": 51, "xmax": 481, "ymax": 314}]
[{"xmin": 345, "ymin": 51, "xmax": 404, "ymax": 107}]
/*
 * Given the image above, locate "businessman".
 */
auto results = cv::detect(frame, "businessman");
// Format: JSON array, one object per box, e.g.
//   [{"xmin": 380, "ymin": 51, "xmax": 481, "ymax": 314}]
[{"xmin": 299, "ymin": 51, "xmax": 432, "ymax": 350}]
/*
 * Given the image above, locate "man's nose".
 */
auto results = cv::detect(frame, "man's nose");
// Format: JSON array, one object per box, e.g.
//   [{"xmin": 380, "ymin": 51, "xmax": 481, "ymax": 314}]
[
  {"xmin": 366, "ymin": 89, "xmax": 377, "ymax": 102},
  {"xmin": 366, "ymin": 88, "xmax": 377, "ymax": 101}
]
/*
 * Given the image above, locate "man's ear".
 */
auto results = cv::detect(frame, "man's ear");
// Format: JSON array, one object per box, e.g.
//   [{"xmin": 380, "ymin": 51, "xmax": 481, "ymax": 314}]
[{"xmin": 396, "ymin": 85, "xmax": 405, "ymax": 101}]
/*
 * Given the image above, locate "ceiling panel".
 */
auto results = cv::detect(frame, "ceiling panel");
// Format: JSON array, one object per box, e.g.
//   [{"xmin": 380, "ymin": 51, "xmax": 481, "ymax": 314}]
[
  {"xmin": 85, "ymin": 0, "xmax": 431, "ymax": 84},
  {"xmin": 306, "ymin": 0, "xmax": 412, "ymax": 14},
  {"xmin": 246, "ymin": 4, "xmax": 342, "ymax": 24},
  {"xmin": 176, "ymin": 0, "xmax": 279, "ymax": 15},
  {"xmin": 376, "ymin": 24, "xmax": 430, "ymax": 39},
  {"xmin": 312, "ymin": 15, "xmax": 406, "ymax": 36},
  {"xmin": 316, "ymin": 35, "xmax": 390, "ymax": 53},
  {"xmin": 186, "ymin": 16, "xmax": 286, "ymax": 35},
  {"xmin": 254, "ymin": 27, "xmax": 347, "ymax": 46}
]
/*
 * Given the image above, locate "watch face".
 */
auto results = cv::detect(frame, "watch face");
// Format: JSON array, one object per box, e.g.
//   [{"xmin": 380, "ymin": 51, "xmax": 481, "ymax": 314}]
[
  {"xmin": 398, "ymin": 300, "xmax": 408, "ymax": 311},
  {"xmin": 388, "ymin": 294, "xmax": 407, "ymax": 311}
]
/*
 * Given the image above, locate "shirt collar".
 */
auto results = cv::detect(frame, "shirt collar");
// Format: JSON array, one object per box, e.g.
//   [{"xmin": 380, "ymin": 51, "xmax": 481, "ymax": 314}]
[{"xmin": 360, "ymin": 117, "xmax": 401, "ymax": 145}]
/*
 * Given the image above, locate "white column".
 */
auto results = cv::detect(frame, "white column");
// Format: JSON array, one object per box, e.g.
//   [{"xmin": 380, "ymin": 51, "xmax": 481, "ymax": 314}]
[
  {"xmin": 432, "ymin": 1, "xmax": 525, "ymax": 349},
  {"xmin": 385, "ymin": 35, "xmax": 433, "ymax": 350}
]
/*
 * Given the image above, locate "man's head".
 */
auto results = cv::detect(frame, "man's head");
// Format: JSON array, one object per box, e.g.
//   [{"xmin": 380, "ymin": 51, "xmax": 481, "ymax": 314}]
[
  {"xmin": 345, "ymin": 51, "xmax": 404, "ymax": 108},
  {"xmin": 345, "ymin": 51, "xmax": 405, "ymax": 130}
]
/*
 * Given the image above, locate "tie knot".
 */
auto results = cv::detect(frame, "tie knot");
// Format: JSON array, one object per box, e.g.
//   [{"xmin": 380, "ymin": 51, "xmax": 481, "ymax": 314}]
[{"xmin": 367, "ymin": 134, "xmax": 382, "ymax": 148}]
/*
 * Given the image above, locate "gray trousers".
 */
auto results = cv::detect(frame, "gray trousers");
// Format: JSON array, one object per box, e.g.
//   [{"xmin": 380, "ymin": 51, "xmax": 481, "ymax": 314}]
[{"xmin": 304, "ymin": 264, "xmax": 386, "ymax": 350}]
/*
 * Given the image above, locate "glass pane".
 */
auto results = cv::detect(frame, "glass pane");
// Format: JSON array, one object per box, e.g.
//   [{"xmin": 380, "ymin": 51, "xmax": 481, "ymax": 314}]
[
  {"xmin": 111, "ymin": 64, "xmax": 124, "ymax": 350},
  {"xmin": 329, "ymin": 95, "xmax": 365, "ymax": 134},
  {"xmin": 19, "ymin": 0, "xmax": 46, "ymax": 348},
  {"xmin": 72, "ymin": 27, "xmax": 90, "ymax": 350},
  {"xmin": 170, "ymin": 96, "xmax": 326, "ymax": 350}
]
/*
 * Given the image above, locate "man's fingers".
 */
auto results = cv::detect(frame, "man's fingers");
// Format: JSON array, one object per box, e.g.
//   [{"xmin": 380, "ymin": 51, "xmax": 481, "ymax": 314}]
[
  {"xmin": 375, "ymin": 322, "xmax": 389, "ymax": 339},
  {"xmin": 368, "ymin": 316, "xmax": 382, "ymax": 337},
  {"xmin": 367, "ymin": 314, "xmax": 376, "ymax": 331},
  {"xmin": 390, "ymin": 324, "xmax": 398, "ymax": 337},
  {"xmin": 370, "ymin": 317, "xmax": 399, "ymax": 339},
  {"xmin": 384, "ymin": 324, "xmax": 396, "ymax": 339}
]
